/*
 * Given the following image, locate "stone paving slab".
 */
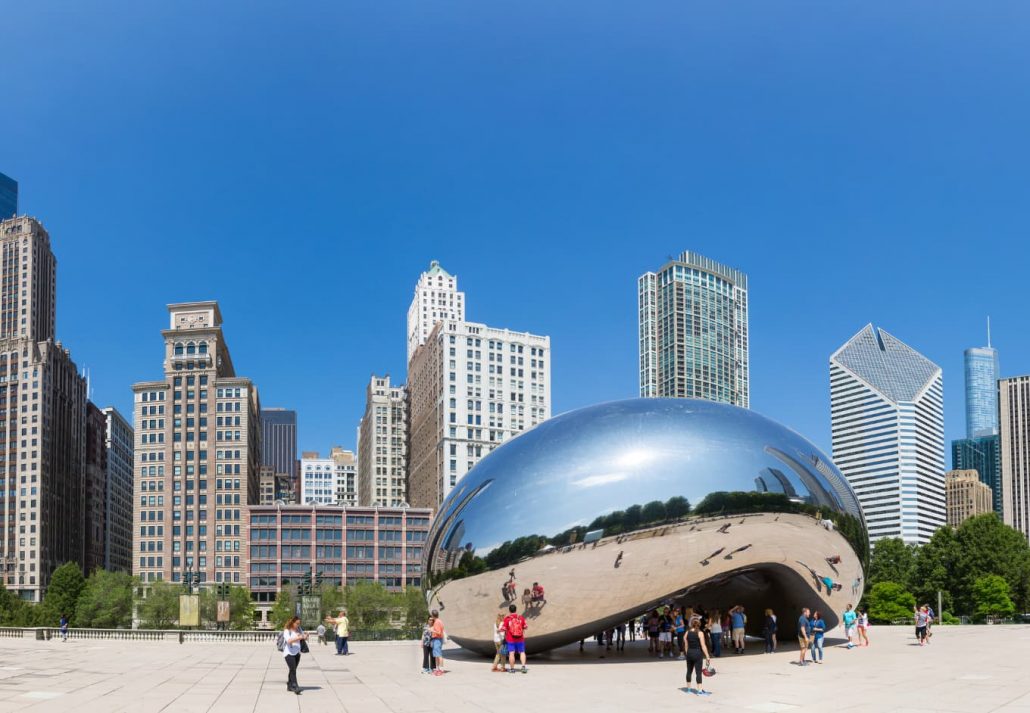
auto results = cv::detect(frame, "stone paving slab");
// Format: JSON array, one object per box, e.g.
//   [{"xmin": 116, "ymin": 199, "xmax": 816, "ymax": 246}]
[{"xmin": 0, "ymin": 625, "xmax": 1027, "ymax": 711}]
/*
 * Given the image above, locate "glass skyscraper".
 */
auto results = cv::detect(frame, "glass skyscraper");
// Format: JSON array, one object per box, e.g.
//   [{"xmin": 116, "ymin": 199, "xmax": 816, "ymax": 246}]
[
  {"xmin": 638, "ymin": 251, "xmax": 749, "ymax": 407},
  {"xmin": 0, "ymin": 172, "xmax": 16, "ymax": 219},
  {"xmin": 951, "ymin": 326, "xmax": 1002, "ymax": 516},
  {"xmin": 965, "ymin": 343, "xmax": 1000, "ymax": 438},
  {"xmin": 952, "ymin": 436, "xmax": 1002, "ymax": 516},
  {"xmin": 830, "ymin": 324, "xmax": 946, "ymax": 545}
]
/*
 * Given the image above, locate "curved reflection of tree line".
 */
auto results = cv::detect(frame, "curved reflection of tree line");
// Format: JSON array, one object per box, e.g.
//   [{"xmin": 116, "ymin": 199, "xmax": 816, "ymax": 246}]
[{"xmin": 427, "ymin": 491, "xmax": 868, "ymax": 588}]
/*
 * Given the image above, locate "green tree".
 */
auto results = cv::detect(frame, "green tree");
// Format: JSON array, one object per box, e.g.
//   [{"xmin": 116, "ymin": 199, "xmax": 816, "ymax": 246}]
[
  {"xmin": 399, "ymin": 586, "xmax": 428, "ymax": 628},
  {"xmin": 139, "ymin": 581, "xmax": 180, "ymax": 629},
  {"xmin": 227, "ymin": 585, "xmax": 255, "ymax": 630},
  {"xmin": 973, "ymin": 574, "xmax": 1016, "ymax": 620},
  {"xmin": 909, "ymin": 525, "xmax": 959, "ymax": 612},
  {"xmin": 344, "ymin": 581, "xmax": 394, "ymax": 629},
  {"xmin": 954, "ymin": 514, "xmax": 1030, "ymax": 614},
  {"xmin": 641, "ymin": 500, "xmax": 667, "ymax": 524},
  {"xmin": 269, "ymin": 589, "xmax": 295, "ymax": 630},
  {"xmin": 622, "ymin": 505, "xmax": 642, "ymax": 531},
  {"xmin": 664, "ymin": 496, "xmax": 690, "ymax": 520},
  {"xmin": 74, "ymin": 570, "xmax": 136, "ymax": 628},
  {"xmin": 319, "ymin": 584, "xmax": 344, "ymax": 620},
  {"xmin": 868, "ymin": 537, "xmax": 916, "ymax": 588},
  {"xmin": 865, "ymin": 581, "xmax": 916, "ymax": 623},
  {"xmin": 0, "ymin": 584, "xmax": 35, "ymax": 626},
  {"xmin": 38, "ymin": 562, "xmax": 86, "ymax": 626}
]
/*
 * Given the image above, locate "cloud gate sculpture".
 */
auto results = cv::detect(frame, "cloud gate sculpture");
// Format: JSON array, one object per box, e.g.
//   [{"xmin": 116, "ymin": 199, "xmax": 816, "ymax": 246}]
[{"xmin": 423, "ymin": 399, "xmax": 867, "ymax": 655}]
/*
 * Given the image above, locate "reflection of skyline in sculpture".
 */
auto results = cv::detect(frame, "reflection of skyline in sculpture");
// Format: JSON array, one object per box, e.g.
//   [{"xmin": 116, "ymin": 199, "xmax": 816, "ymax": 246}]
[{"xmin": 423, "ymin": 398, "xmax": 867, "ymax": 655}]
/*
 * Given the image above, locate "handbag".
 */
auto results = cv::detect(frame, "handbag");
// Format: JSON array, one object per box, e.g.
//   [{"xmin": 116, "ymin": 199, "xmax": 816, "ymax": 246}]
[{"xmin": 300, "ymin": 638, "xmax": 310, "ymax": 654}]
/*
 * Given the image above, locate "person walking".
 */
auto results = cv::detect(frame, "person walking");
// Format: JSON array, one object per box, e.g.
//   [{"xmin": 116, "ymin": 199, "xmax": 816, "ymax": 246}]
[
  {"xmin": 59, "ymin": 614, "xmax": 69, "ymax": 643},
  {"xmin": 316, "ymin": 623, "xmax": 326, "ymax": 646},
  {"xmin": 684, "ymin": 616, "xmax": 713, "ymax": 697},
  {"xmin": 797, "ymin": 607, "xmax": 811, "ymax": 666},
  {"xmin": 914, "ymin": 606, "xmax": 928, "ymax": 646},
  {"xmin": 430, "ymin": 609, "xmax": 447, "ymax": 675},
  {"xmin": 730, "ymin": 606, "xmax": 746, "ymax": 654},
  {"xmin": 281, "ymin": 616, "xmax": 308, "ymax": 695},
  {"xmin": 646, "ymin": 610, "xmax": 660, "ymax": 656},
  {"xmin": 856, "ymin": 608, "xmax": 870, "ymax": 647},
  {"xmin": 809, "ymin": 610, "xmax": 826, "ymax": 663},
  {"xmin": 503, "ymin": 604, "xmax": 529, "ymax": 673},
  {"xmin": 421, "ymin": 614, "xmax": 436, "ymax": 674},
  {"xmin": 325, "ymin": 609, "xmax": 350, "ymax": 655},
  {"xmin": 708, "ymin": 609, "xmax": 722, "ymax": 657},
  {"xmin": 491, "ymin": 613, "xmax": 507, "ymax": 671},
  {"xmin": 763, "ymin": 609, "xmax": 777, "ymax": 654},
  {"xmin": 842, "ymin": 604, "xmax": 857, "ymax": 649},
  {"xmin": 616, "ymin": 620, "xmax": 626, "ymax": 651}
]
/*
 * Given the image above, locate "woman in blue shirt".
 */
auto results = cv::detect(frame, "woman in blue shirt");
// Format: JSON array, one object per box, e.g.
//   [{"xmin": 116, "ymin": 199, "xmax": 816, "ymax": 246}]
[{"xmin": 809, "ymin": 610, "xmax": 826, "ymax": 663}]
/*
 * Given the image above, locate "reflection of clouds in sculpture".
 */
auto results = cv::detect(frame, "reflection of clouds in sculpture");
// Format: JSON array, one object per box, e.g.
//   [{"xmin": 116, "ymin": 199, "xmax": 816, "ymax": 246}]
[{"xmin": 424, "ymin": 398, "xmax": 867, "ymax": 654}]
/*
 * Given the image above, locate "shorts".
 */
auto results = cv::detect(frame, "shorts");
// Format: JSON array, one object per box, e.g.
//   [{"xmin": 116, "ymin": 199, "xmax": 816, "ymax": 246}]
[
  {"xmin": 431, "ymin": 638, "xmax": 443, "ymax": 656},
  {"xmin": 658, "ymin": 632, "xmax": 672, "ymax": 643},
  {"xmin": 916, "ymin": 626, "xmax": 926, "ymax": 639},
  {"xmin": 507, "ymin": 640, "xmax": 525, "ymax": 653},
  {"xmin": 846, "ymin": 625, "xmax": 856, "ymax": 638},
  {"xmin": 648, "ymin": 631, "xmax": 659, "ymax": 639},
  {"xmin": 798, "ymin": 636, "xmax": 808, "ymax": 648}
]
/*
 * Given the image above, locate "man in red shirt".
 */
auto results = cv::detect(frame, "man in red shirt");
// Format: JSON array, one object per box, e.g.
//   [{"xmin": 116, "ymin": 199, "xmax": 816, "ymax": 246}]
[{"xmin": 503, "ymin": 604, "xmax": 528, "ymax": 673}]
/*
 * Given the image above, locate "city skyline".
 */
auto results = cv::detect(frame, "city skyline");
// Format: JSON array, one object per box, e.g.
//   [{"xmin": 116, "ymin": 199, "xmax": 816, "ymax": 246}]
[{"xmin": 5, "ymin": 4, "xmax": 1030, "ymax": 464}]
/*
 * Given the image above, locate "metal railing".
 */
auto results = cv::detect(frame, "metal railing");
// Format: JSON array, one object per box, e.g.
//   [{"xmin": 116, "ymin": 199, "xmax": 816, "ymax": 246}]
[{"xmin": 0, "ymin": 626, "xmax": 420, "ymax": 642}]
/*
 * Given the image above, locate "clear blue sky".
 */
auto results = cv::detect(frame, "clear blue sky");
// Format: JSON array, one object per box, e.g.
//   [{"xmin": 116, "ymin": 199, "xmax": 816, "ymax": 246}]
[{"xmin": 3, "ymin": 2, "xmax": 1028, "ymax": 457}]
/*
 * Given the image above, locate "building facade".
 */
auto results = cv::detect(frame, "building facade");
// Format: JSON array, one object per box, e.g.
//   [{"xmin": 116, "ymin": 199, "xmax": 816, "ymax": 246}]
[
  {"xmin": 408, "ymin": 319, "xmax": 551, "ymax": 510},
  {"xmin": 1000, "ymin": 375, "xmax": 1030, "ymax": 540},
  {"xmin": 331, "ymin": 447, "xmax": 358, "ymax": 507},
  {"xmin": 83, "ymin": 401, "xmax": 108, "ymax": 574},
  {"xmin": 952, "ymin": 435, "xmax": 1002, "ymax": 517},
  {"xmin": 406, "ymin": 260, "xmax": 465, "ymax": 364},
  {"xmin": 132, "ymin": 301, "xmax": 261, "ymax": 586},
  {"xmin": 638, "ymin": 251, "xmax": 749, "ymax": 406},
  {"xmin": 102, "ymin": 406, "xmax": 134, "ymax": 572},
  {"xmin": 945, "ymin": 469, "xmax": 993, "ymax": 527},
  {"xmin": 300, "ymin": 452, "xmax": 337, "ymax": 506},
  {"xmin": 247, "ymin": 504, "xmax": 431, "ymax": 626},
  {"xmin": 0, "ymin": 216, "xmax": 87, "ymax": 602},
  {"xmin": 357, "ymin": 375, "xmax": 408, "ymax": 507},
  {"xmin": 830, "ymin": 324, "xmax": 946, "ymax": 545},
  {"xmin": 0, "ymin": 173, "xmax": 16, "ymax": 220}
]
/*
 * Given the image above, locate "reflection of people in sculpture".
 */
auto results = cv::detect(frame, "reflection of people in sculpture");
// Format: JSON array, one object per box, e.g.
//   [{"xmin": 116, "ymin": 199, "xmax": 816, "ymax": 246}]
[
  {"xmin": 502, "ymin": 570, "xmax": 517, "ymax": 601},
  {"xmin": 700, "ymin": 547, "xmax": 725, "ymax": 566},
  {"xmin": 531, "ymin": 582, "xmax": 546, "ymax": 608},
  {"xmin": 521, "ymin": 588, "xmax": 532, "ymax": 612},
  {"xmin": 825, "ymin": 555, "xmax": 841, "ymax": 565},
  {"xmin": 716, "ymin": 523, "xmax": 731, "ymax": 534},
  {"xmin": 614, "ymin": 550, "xmax": 623, "ymax": 568},
  {"xmin": 724, "ymin": 543, "xmax": 753, "ymax": 560}
]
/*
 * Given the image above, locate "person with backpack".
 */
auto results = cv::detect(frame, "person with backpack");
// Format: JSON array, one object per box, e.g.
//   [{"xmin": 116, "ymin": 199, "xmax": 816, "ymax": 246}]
[
  {"xmin": 503, "ymin": 604, "xmax": 529, "ymax": 673},
  {"xmin": 421, "ymin": 614, "xmax": 436, "ymax": 674},
  {"xmin": 59, "ymin": 614, "xmax": 69, "ymax": 643},
  {"xmin": 279, "ymin": 616, "xmax": 308, "ymax": 695}
]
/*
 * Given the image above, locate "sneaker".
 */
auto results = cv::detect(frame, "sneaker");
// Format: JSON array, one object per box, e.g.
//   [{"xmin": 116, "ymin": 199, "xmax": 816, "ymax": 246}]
[
  {"xmin": 421, "ymin": 669, "xmax": 430, "ymax": 674},
  {"xmin": 432, "ymin": 670, "xmax": 444, "ymax": 676},
  {"xmin": 697, "ymin": 690, "xmax": 712, "ymax": 697},
  {"xmin": 521, "ymin": 666, "xmax": 527, "ymax": 674}
]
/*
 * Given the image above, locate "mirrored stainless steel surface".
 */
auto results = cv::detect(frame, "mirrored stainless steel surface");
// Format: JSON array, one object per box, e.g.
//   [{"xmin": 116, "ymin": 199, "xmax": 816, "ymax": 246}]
[{"xmin": 424, "ymin": 398, "xmax": 867, "ymax": 654}]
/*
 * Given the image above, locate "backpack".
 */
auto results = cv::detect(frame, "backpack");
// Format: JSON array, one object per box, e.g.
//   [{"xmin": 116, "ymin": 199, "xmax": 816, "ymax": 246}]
[
  {"xmin": 507, "ymin": 616, "xmax": 524, "ymax": 638},
  {"xmin": 421, "ymin": 627, "xmax": 432, "ymax": 646},
  {"xmin": 275, "ymin": 632, "xmax": 285, "ymax": 652}
]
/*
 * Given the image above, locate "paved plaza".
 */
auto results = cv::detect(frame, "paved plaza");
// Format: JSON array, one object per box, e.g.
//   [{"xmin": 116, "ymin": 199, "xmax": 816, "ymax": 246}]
[{"xmin": 0, "ymin": 625, "xmax": 1029, "ymax": 712}]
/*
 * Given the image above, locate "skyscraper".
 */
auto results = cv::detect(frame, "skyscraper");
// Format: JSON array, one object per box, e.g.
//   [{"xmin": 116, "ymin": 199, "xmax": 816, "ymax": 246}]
[
  {"xmin": 1000, "ymin": 375, "xmax": 1030, "ymax": 540},
  {"xmin": 260, "ymin": 408, "xmax": 297, "ymax": 476},
  {"xmin": 638, "ymin": 251, "xmax": 749, "ymax": 407},
  {"xmin": 102, "ymin": 406, "xmax": 134, "ymax": 572},
  {"xmin": 0, "ymin": 172, "xmax": 16, "ymax": 219},
  {"xmin": 953, "ymin": 436, "xmax": 1002, "ymax": 517},
  {"xmin": 132, "ymin": 302, "xmax": 262, "ymax": 586},
  {"xmin": 0, "ymin": 216, "xmax": 87, "ymax": 601},
  {"xmin": 357, "ymin": 375, "xmax": 408, "ymax": 507},
  {"xmin": 331, "ymin": 447, "xmax": 358, "ymax": 507},
  {"xmin": 406, "ymin": 260, "xmax": 465, "ymax": 364},
  {"xmin": 964, "ymin": 323, "xmax": 1000, "ymax": 438},
  {"xmin": 407, "ymin": 319, "xmax": 550, "ymax": 510},
  {"xmin": 84, "ymin": 402, "xmax": 108, "ymax": 574},
  {"xmin": 830, "ymin": 324, "xmax": 946, "ymax": 545}
]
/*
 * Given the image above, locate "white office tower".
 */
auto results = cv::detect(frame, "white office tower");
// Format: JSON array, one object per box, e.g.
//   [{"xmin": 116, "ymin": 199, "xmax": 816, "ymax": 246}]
[
  {"xmin": 830, "ymin": 324, "xmax": 946, "ymax": 545},
  {"xmin": 406, "ymin": 260, "xmax": 465, "ymax": 364}
]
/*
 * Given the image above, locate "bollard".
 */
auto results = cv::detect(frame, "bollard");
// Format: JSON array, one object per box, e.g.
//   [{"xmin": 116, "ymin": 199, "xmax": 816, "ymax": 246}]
[{"xmin": 179, "ymin": 631, "xmax": 184, "ymax": 644}]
